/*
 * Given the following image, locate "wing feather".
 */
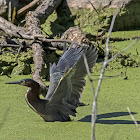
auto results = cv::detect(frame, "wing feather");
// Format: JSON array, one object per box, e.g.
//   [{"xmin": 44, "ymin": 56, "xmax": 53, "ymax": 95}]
[
  {"xmin": 45, "ymin": 44, "xmax": 84, "ymax": 100},
  {"xmin": 48, "ymin": 45, "xmax": 98, "ymax": 114}
]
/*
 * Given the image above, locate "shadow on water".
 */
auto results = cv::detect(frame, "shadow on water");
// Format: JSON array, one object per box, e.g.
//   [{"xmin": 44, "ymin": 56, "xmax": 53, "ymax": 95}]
[
  {"xmin": 50, "ymin": 0, "xmax": 75, "ymax": 37},
  {"xmin": 78, "ymin": 112, "xmax": 140, "ymax": 124}
]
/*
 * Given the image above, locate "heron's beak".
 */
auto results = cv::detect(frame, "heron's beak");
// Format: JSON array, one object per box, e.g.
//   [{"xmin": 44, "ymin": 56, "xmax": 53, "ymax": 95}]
[{"xmin": 5, "ymin": 81, "xmax": 21, "ymax": 85}]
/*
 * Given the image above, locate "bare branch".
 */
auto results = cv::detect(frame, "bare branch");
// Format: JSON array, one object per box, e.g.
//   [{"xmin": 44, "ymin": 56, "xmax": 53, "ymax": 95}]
[
  {"xmin": 17, "ymin": 0, "xmax": 40, "ymax": 17},
  {"xmin": 33, "ymin": 0, "xmax": 63, "ymax": 22},
  {"xmin": 83, "ymin": 53, "xmax": 95, "ymax": 92},
  {"xmin": 0, "ymin": 17, "xmax": 88, "ymax": 48},
  {"xmin": 38, "ymin": 37, "xmax": 76, "ymax": 43},
  {"xmin": 107, "ymin": 38, "xmax": 140, "ymax": 63},
  {"xmin": 8, "ymin": 1, "xmax": 11, "ymax": 22},
  {"xmin": 91, "ymin": 8, "xmax": 120, "ymax": 140},
  {"xmin": 90, "ymin": 6, "xmax": 139, "ymax": 139},
  {"xmin": 87, "ymin": 0, "xmax": 98, "ymax": 14},
  {"xmin": 0, "ymin": 17, "xmax": 22, "ymax": 38},
  {"xmin": 25, "ymin": 11, "xmax": 48, "ymax": 93},
  {"xmin": 12, "ymin": 7, "xmax": 16, "ymax": 24},
  {"xmin": 93, "ymin": 72, "xmax": 123, "ymax": 81},
  {"xmin": 127, "ymin": 107, "xmax": 140, "ymax": 131},
  {"xmin": 0, "ymin": 16, "xmax": 80, "ymax": 45},
  {"xmin": 15, "ymin": 39, "xmax": 24, "ymax": 60},
  {"xmin": 0, "ymin": 44, "xmax": 20, "ymax": 47}
]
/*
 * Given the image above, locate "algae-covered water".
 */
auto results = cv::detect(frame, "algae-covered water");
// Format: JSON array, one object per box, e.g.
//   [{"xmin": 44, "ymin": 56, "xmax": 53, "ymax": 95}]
[
  {"xmin": 0, "ymin": 67, "xmax": 140, "ymax": 140},
  {"xmin": 0, "ymin": 3, "xmax": 140, "ymax": 139}
]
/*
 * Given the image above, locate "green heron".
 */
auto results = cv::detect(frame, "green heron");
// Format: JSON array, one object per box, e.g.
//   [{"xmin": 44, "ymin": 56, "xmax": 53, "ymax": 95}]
[{"xmin": 6, "ymin": 44, "xmax": 98, "ymax": 122}]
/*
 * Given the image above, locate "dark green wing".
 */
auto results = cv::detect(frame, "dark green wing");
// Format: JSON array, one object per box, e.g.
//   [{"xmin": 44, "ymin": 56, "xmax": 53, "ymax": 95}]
[
  {"xmin": 45, "ymin": 44, "xmax": 84, "ymax": 100},
  {"xmin": 48, "ymin": 45, "xmax": 98, "ymax": 116}
]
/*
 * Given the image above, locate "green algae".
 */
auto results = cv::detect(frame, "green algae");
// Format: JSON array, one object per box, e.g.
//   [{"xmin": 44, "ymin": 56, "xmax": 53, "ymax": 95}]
[
  {"xmin": 1, "ymin": 1, "xmax": 140, "ymax": 75},
  {"xmin": 1, "ymin": 67, "xmax": 140, "ymax": 140},
  {"xmin": 0, "ymin": 49, "xmax": 33, "ymax": 75}
]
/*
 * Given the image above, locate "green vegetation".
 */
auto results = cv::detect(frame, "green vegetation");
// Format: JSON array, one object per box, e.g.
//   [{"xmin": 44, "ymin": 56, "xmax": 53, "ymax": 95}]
[
  {"xmin": 1, "ymin": 1, "xmax": 140, "ymax": 139},
  {"xmin": 41, "ymin": 3, "xmax": 140, "ymax": 72},
  {"xmin": 42, "ymin": 1, "xmax": 140, "ymax": 37},
  {"xmin": 109, "ymin": 30, "xmax": 140, "ymax": 39},
  {"xmin": 108, "ymin": 39, "xmax": 140, "ymax": 70},
  {"xmin": 110, "ymin": 39, "xmax": 140, "ymax": 55},
  {"xmin": 0, "ymin": 67, "xmax": 140, "ymax": 140},
  {"xmin": 1, "ymin": 1, "xmax": 140, "ymax": 75},
  {"xmin": 41, "ymin": 7, "xmax": 115, "ymax": 37},
  {"xmin": 113, "ymin": 1, "xmax": 140, "ymax": 31},
  {"xmin": 0, "ymin": 49, "xmax": 33, "ymax": 75}
]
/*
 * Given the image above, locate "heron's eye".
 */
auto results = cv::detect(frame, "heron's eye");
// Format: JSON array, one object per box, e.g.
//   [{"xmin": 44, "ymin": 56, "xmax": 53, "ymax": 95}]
[{"xmin": 23, "ymin": 81, "xmax": 26, "ymax": 84}]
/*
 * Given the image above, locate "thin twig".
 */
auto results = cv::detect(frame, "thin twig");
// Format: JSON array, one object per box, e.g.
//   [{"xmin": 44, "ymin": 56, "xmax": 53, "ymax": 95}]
[
  {"xmin": 8, "ymin": 1, "xmax": 11, "ymax": 22},
  {"xmin": 15, "ymin": 40, "xmax": 24, "ymax": 60},
  {"xmin": 87, "ymin": 0, "xmax": 98, "ymax": 14},
  {"xmin": 83, "ymin": 53, "xmax": 95, "ymax": 92},
  {"xmin": 0, "ymin": 16, "xmax": 86, "ymax": 45},
  {"xmin": 127, "ymin": 107, "xmax": 140, "ymax": 131},
  {"xmin": 91, "ymin": 8, "xmax": 120, "ymax": 140},
  {"xmin": 17, "ymin": 0, "xmax": 40, "ymax": 17},
  {"xmin": 93, "ymin": 72, "xmax": 123, "ymax": 81},
  {"xmin": 43, "ymin": 47, "xmax": 57, "ymax": 50},
  {"xmin": 136, "ymin": 48, "xmax": 139, "ymax": 55},
  {"xmin": 107, "ymin": 38, "xmax": 140, "ymax": 63},
  {"xmin": 0, "ymin": 44, "xmax": 20, "ymax": 47},
  {"xmin": 87, "ymin": 0, "xmax": 101, "ymax": 45},
  {"xmin": 12, "ymin": 7, "xmax": 16, "ymax": 24},
  {"xmin": 38, "ymin": 37, "xmax": 90, "ymax": 46}
]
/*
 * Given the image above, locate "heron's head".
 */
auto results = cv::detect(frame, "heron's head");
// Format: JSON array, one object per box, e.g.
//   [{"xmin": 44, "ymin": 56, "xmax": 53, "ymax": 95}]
[{"xmin": 5, "ymin": 79, "xmax": 40, "ymax": 87}]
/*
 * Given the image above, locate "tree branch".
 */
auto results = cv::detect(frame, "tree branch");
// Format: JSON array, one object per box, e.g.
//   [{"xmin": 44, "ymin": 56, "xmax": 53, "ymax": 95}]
[
  {"xmin": 127, "ymin": 107, "xmax": 140, "ymax": 131},
  {"xmin": 91, "ymin": 8, "xmax": 120, "ymax": 140},
  {"xmin": 83, "ymin": 52, "xmax": 95, "ymax": 92},
  {"xmin": 87, "ymin": 0, "xmax": 98, "ymax": 15},
  {"xmin": 0, "ymin": 16, "xmax": 23, "ymax": 38},
  {"xmin": 107, "ymin": 38, "xmax": 140, "ymax": 63},
  {"xmin": 17, "ymin": 0, "xmax": 40, "ymax": 17},
  {"xmin": 0, "ymin": 16, "xmax": 78, "ymax": 45},
  {"xmin": 33, "ymin": 0, "xmax": 63, "ymax": 22},
  {"xmin": 25, "ymin": 11, "xmax": 47, "ymax": 93},
  {"xmin": 0, "ymin": 44, "xmax": 20, "ymax": 47}
]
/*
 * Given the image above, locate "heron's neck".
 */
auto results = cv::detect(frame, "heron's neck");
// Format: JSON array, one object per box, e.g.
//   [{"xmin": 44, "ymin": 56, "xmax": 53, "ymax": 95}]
[{"xmin": 25, "ymin": 86, "xmax": 46, "ymax": 114}]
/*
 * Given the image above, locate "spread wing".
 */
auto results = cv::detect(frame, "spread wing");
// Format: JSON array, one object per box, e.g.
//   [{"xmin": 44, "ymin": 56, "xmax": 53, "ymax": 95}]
[
  {"xmin": 45, "ymin": 43, "xmax": 84, "ymax": 100},
  {"xmin": 47, "ymin": 45, "xmax": 98, "ymax": 118}
]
